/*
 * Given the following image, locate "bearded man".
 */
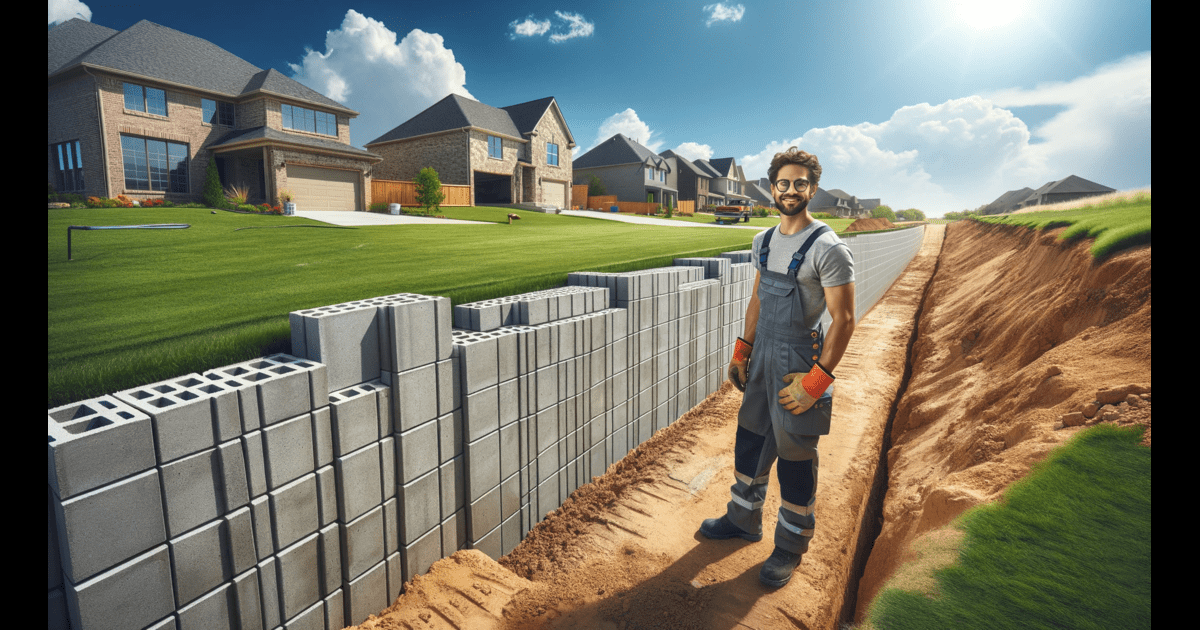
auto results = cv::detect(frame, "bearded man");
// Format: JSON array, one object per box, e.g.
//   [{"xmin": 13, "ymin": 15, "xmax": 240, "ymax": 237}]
[{"xmin": 699, "ymin": 147, "xmax": 857, "ymax": 588}]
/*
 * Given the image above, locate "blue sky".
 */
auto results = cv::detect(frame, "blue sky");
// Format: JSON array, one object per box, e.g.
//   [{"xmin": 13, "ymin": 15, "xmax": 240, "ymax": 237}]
[{"xmin": 50, "ymin": 1, "xmax": 1151, "ymax": 217}]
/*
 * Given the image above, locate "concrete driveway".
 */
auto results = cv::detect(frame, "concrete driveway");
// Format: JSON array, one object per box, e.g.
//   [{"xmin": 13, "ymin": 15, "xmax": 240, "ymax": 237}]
[
  {"xmin": 559, "ymin": 210, "xmax": 766, "ymax": 230},
  {"xmin": 294, "ymin": 210, "xmax": 492, "ymax": 226}
]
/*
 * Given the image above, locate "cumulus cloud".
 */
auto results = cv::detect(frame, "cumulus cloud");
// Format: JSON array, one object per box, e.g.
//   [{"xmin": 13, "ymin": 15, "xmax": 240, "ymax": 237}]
[
  {"xmin": 288, "ymin": 10, "xmax": 473, "ymax": 148},
  {"xmin": 509, "ymin": 17, "xmax": 551, "ymax": 38},
  {"xmin": 739, "ymin": 52, "xmax": 1151, "ymax": 216},
  {"xmin": 704, "ymin": 3, "xmax": 745, "ymax": 26},
  {"xmin": 48, "ymin": 0, "xmax": 90, "ymax": 25},
  {"xmin": 671, "ymin": 142, "xmax": 714, "ymax": 161},
  {"xmin": 594, "ymin": 109, "xmax": 662, "ymax": 152},
  {"xmin": 509, "ymin": 11, "xmax": 594, "ymax": 43}
]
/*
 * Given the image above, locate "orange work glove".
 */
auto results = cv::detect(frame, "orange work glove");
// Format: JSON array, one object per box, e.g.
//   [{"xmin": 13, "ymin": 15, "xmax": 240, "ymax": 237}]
[
  {"xmin": 728, "ymin": 337, "xmax": 753, "ymax": 392},
  {"xmin": 778, "ymin": 362, "xmax": 834, "ymax": 415}
]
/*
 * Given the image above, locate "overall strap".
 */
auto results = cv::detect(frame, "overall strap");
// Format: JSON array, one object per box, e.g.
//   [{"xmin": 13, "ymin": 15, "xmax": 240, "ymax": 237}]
[
  {"xmin": 758, "ymin": 226, "xmax": 777, "ymax": 270},
  {"xmin": 787, "ymin": 224, "xmax": 833, "ymax": 278}
]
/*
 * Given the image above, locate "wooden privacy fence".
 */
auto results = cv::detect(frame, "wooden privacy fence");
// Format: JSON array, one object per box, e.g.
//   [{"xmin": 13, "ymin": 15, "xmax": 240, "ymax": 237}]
[
  {"xmin": 372, "ymin": 179, "xmax": 471, "ymax": 206},
  {"xmin": 579, "ymin": 197, "xmax": 695, "ymax": 216},
  {"xmin": 571, "ymin": 185, "xmax": 589, "ymax": 209}
]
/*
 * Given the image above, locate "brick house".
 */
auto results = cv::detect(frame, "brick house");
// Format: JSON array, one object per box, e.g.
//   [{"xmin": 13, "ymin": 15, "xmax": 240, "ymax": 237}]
[
  {"xmin": 48, "ymin": 18, "xmax": 380, "ymax": 211},
  {"xmin": 366, "ymin": 94, "xmax": 576, "ymax": 209}
]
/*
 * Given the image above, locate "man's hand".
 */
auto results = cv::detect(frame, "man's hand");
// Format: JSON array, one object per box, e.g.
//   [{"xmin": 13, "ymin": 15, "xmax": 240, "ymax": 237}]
[
  {"xmin": 728, "ymin": 337, "xmax": 753, "ymax": 392},
  {"xmin": 778, "ymin": 363, "xmax": 834, "ymax": 415}
]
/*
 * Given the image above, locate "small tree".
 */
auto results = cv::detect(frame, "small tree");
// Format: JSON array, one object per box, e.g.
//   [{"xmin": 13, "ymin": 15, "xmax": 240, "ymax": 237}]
[
  {"xmin": 587, "ymin": 174, "xmax": 606, "ymax": 196},
  {"xmin": 414, "ymin": 167, "xmax": 445, "ymax": 215},
  {"xmin": 203, "ymin": 155, "xmax": 225, "ymax": 208},
  {"xmin": 871, "ymin": 204, "xmax": 897, "ymax": 222},
  {"xmin": 898, "ymin": 208, "xmax": 926, "ymax": 221}
]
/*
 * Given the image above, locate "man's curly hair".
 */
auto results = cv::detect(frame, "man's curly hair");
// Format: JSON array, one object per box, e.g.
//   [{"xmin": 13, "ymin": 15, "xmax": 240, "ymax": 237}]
[{"xmin": 768, "ymin": 147, "xmax": 821, "ymax": 190}]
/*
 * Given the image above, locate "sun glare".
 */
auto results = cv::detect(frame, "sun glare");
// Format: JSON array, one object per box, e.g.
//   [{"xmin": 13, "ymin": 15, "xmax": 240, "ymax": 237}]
[{"xmin": 952, "ymin": 1, "xmax": 1023, "ymax": 29}]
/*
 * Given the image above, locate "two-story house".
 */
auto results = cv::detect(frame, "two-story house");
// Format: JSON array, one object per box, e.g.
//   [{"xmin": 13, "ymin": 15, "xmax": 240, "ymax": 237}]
[
  {"xmin": 48, "ymin": 19, "xmax": 381, "ymax": 211},
  {"xmin": 658, "ymin": 150, "xmax": 717, "ymax": 209},
  {"xmin": 366, "ymin": 94, "xmax": 576, "ymax": 209},
  {"xmin": 573, "ymin": 135, "xmax": 678, "ymax": 208},
  {"xmin": 695, "ymin": 158, "xmax": 751, "ymax": 207}
]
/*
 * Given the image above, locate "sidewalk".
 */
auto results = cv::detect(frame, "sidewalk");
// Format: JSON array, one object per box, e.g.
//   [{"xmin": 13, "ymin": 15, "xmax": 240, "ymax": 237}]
[
  {"xmin": 294, "ymin": 210, "xmax": 492, "ymax": 226},
  {"xmin": 560, "ymin": 210, "xmax": 767, "ymax": 230}
]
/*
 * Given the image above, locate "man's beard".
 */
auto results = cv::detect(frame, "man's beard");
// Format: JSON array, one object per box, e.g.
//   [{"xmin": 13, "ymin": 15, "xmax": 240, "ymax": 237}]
[{"xmin": 776, "ymin": 196, "xmax": 808, "ymax": 216}]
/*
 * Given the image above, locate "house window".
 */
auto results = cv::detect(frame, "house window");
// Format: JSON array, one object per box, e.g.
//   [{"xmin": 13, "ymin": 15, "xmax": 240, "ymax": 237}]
[
  {"xmin": 488, "ymin": 135, "xmax": 502, "ymax": 159},
  {"xmin": 660, "ymin": 169, "xmax": 664, "ymax": 182},
  {"xmin": 648, "ymin": 168, "xmax": 654, "ymax": 181},
  {"xmin": 202, "ymin": 99, "xmax": 235, "ymax": 127},
  {"xmin": 51, "ymin": 140, "xmax": 85, "ymax": 192},
  {"xmin": 124, "ymin": 83, "xmax": 167, "ymax": 116},
  {"xmin": 120, "ymin": 134, "xmax": 189, "ymax": 192},
  {"xmin": 547, "ymin": 142, "xmax": 558, "ymax": 166},
  {"xmin": 281, "ymin": 104, "xmax": 337, "ymax": 136}
]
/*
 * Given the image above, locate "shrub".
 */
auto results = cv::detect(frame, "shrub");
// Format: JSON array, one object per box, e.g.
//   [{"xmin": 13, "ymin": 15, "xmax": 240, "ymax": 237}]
[
  {"xmin": 414, "ymin": 167, "xmax": 445, "ymax": 216},
  {"xmin": 225, "ymin": 184, "xmax": 249, "ymax": 206},
  {"xmin": 811, "ymin": 211, "xmax": 833, "ymax": 219},
  {"xmin": 587, "ymin": 175, "xmax": 607, "ymax": 196},
  {"xmin": 369, "ymin": 202, "xmax": 389, "ymax": 213},
  {"xmin": 871, "ymin": 204, "xmax": 897, "ymax": 221},
  {"xmin": 277, "ymin": 188, "xmax": 294, "ymax": 204},
  {"xmin": 203, "ymin": 156, "xmax": 224, "ymax": 209}
]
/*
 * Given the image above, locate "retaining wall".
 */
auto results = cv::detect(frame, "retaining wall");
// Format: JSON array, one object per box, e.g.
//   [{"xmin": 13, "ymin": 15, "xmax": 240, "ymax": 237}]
[{"xmin": 47, "ymin": 225, "xmax": 925, "ymax": 630}]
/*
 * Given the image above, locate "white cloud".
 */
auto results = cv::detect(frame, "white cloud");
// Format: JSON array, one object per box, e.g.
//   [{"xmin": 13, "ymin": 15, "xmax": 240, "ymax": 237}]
[
  {"xmin": 48, "ymin": 0, "xmax": 90, "ymax": 24},
  {"xmin": 288, "ymin": 10, "xmax": 473, "ymax": 148},
  {"xmin": 740, "ymin": 52, "xmax": 1151, "ymax": 216},
  {"xmin": 594, "ymin": 109, "xmax": 662, "ymax": 152},
  {"xmin": 509, "ymin": 17, "xmax": 551, "ymax": 39},
  {"xmin": 671, "ymin": 142, "xmax": 714, "ymax": 161},
  {"xmin": 511, "ymin": 11, "xmax": 594, "ymax": 43},
  {"xmin": 704, "ymin": 3, "xmax": 745, "ymax": 26}
]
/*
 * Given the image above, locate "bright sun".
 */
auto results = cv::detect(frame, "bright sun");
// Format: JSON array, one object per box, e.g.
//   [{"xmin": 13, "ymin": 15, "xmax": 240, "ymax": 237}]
[{"xmin": 952, "ymin": 0, "xmax": 1024, "ymax": 29}]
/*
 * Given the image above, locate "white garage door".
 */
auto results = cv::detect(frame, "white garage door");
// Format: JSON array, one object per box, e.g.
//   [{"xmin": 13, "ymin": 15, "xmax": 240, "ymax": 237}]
[
  {"xmin": 287, "ymin": 164, "xmax": 360, "ymax": 212},
  {"xmin": 543, "ymin": 180, "xmax": 567, "ymax": 209}
]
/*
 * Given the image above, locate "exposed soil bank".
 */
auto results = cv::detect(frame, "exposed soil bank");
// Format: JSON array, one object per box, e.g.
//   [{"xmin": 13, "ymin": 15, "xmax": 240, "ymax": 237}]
[
  {"xmin": 351, "ymin": 227, "xmax": 946, "ymax": 630},
  {"xmin": 854, "ymin": 220, "xmax": 1151, "ymax": 622}
]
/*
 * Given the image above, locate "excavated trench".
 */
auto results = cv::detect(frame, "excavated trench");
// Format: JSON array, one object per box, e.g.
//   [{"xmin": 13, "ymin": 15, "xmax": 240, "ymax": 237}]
[{"xmin": 352, "ymin": 220, "xmax": 1151, "ymax": 630}]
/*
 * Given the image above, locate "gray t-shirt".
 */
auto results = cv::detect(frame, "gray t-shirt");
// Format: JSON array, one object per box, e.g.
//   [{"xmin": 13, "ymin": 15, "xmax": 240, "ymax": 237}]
[{"xmin": 751, "ymin": 220, "xmax": 855, "ymax": 330}]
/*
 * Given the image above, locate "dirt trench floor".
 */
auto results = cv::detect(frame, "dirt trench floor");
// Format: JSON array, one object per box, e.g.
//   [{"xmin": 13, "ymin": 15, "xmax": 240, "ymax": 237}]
[{"xmin": 347, "ymin": 224, "xmax": 947, "ymax": 630}]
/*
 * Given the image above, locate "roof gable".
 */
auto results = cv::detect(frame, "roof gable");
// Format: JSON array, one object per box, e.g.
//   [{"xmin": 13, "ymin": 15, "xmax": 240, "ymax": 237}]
[
  {"xmin": 368, "ymin": 93, "xmax": 527, "ymax": 146},
  {"xmin": 707, "ymin": 157, "xmax": 736, "ymax": 178},
  {"xmin": 574, "ymin": 135, "xmax": 666, "ymax": 170},
  {"xmin": 48, "ymin": 18, "xmax": 117, "ymax": 76},
  {"xmin": 1044, "ymin": 174, "xmax": 1116, "ymax": 195}
]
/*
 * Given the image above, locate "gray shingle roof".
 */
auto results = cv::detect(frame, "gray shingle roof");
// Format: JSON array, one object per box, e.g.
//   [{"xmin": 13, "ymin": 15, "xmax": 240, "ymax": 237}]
[
  {"xmin": 48, "ymin": 18, "xmax": 353, "ymax": 114},
  {"xmin": 367, "ymin": 93, "xmax": 539, "ymax": 146},
  {"xmin": 691, "ymin": 159, "xmax": 722, "ymax": 178},
  {"xmin": 707, "ymin": 158, "xmax": 736, "ymax": 178},
  {"xmin": 210, "ymin": 126, "xmax": 380, "ymax": 160},
  {"xmin": 574, "ymin": 135, "xmax": 668, "ymax": 170},
  {"xmin": 659, "ymin": 150, "xmax": 709, "ymax": 178},
  {"xmin": 1039, "ymin": 174, "xmax": 1116, "ymax": 195}
]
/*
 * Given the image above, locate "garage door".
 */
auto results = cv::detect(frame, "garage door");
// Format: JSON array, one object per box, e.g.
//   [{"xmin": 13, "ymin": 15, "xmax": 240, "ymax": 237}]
[
  {"xmin": 542, "ymin": 180, "xmax": 566, "ymax": 209},
  {"xmin": 286, "ymin": 164, "xmax": 360, "ymax": 212}
]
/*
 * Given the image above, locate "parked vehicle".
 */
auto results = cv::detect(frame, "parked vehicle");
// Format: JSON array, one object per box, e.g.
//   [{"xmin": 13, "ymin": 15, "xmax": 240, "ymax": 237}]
[{"xmin": 713, "ymin": 205, "xmax": 751, "ymax": 224}]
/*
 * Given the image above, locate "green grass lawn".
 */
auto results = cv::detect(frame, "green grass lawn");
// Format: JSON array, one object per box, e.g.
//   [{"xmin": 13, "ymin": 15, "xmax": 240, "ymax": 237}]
[
  {"xmin": 48, "ymin": 206, "xmax": 760, "ymax": 407},
  {"xmin": 974, "ymin": 194, "xmax": 1151, "ymax": 259},
  {"xmin": 864, "ymin": 423, "xmax": 1151, "ymax": 629}
]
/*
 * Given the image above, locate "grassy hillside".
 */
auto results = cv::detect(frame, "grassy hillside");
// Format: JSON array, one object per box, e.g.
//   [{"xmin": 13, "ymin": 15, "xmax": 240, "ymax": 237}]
[{"xmin": 974, "ymin": 193, "xmax": 1151, "ymax": 259}]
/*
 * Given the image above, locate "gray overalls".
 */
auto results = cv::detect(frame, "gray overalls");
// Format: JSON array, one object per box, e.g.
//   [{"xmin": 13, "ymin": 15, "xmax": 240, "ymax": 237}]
[{"xmin": 726, "ymin": 224, "xmax": 834, "ymax": 555}]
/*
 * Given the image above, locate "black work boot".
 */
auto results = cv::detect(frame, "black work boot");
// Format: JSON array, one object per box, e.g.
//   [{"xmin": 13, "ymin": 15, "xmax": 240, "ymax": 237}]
[
  {"xmin": 698, "ymin": 516, "xmax": 762, "ymax": 542},
  {"xmin": 759, "ymin": 546, "xmax": 802, "ymax": 587}
]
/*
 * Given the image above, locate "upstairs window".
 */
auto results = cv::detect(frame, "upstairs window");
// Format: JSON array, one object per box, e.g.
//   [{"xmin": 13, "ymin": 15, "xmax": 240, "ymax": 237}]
[
  {"xmin": 660, "ymin": 169, "xmax": 665, "ymax": 182},
  {"xmin": 489, "ymin": 135, "xmax": 502, "ymax": 159},
  {"xmin": 281, "ymin": 104, "xmax": 337, "ymax": 136},
  {"xmin": 124, "ymin": 83, "xmax": 167, "ymax": 116},
  {"xmin": 52, "ymin": 140, "xmax": 85, "ymax": 192},
  {"xmin": 202, "ymin": 99, "xmax": 235, "ymax": 127},
  {"xmin": 647, "ymin": 167, "xmax": 654, "ymax": 181},
  {"xmin": 547, "ymin": 142, "xmax": 559, "ymax": 166}
]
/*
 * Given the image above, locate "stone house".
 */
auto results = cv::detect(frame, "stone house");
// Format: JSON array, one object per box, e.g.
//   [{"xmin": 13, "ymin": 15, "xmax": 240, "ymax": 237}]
[
  {"xmin": 366, "ymin": 94, "xmax": 576, "ymax": 209},
  {"xmin": 48, "ymin": 19, "xmax": 380, "ymax": 211},
  {"xmin": 572, "ymin": 135, "xmax": 677, "ymax": 208}
]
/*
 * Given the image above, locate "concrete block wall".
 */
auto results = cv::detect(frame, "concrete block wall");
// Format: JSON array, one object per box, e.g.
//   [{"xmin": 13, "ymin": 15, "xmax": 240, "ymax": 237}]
[{"xmin": 47, "ymin": 226, "xmax": 924, "ymax": 629}]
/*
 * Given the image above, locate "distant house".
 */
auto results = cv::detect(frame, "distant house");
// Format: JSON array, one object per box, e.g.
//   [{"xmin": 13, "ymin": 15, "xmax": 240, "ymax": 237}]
[
  {"xmin": 695, "ymin": 158, "xmax": 751, "ymax": 207},
  {"xmin": 1017, "ymin": 175, "xmax": 1116, "ymax": 209},
  {"xmin": 744, "ymin": 181, "xmax": 773, "ymax": 207},
  {"xmin": 981, "ymin": 187, "xmax": 1035, "ymax": 215},
  {"xmin": 660, "ymin": 150, "xmax": 717, "ymax": 208},
  {"xmin": 366, "ymin": 94, "xmax": 576, "ymax": 208},
  {"xmin": 810, "ymin": 188, "xmax": 874, "ymax": 218},
  {"xmin": 573, "ymin": 135, "xmax": 677, "ymax": 207},
  {"xmin": 48, "ymin": 18, "xmax": 381, "ymax": 210}
]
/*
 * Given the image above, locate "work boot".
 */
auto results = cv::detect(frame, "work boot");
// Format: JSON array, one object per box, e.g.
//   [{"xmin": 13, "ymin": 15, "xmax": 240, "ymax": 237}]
[
  {"xmin": 759, "ymin": 546, "xmax": 802, "ymax": 588},
  {"xmin": 698, "ymin": 516, "xmax": 762, "ymax": 542}
]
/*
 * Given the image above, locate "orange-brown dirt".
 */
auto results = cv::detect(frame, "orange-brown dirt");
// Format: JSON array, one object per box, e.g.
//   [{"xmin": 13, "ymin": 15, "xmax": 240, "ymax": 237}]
[
  {"xmin": 348, "ymin": 225, "xmax": 944, "ymax": 630},
  {"xmin": 843, "ymin": 218, "xmax": 896, "ymax": 232},
  {"xmin": 854, "ymin": 220, "xmax": 1151, "ymax": 621}
]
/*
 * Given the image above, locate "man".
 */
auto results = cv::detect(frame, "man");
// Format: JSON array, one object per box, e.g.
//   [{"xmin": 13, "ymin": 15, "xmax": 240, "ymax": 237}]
[{"xmin": 699, "ymin": 147, "xmax": 856, "ymax": 588}]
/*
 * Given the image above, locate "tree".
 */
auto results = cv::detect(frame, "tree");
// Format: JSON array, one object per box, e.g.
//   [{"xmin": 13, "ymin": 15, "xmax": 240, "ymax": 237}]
[
  {"xmin": 203, "ymin": 155, "xmax": 225, "ymax": 208},
  {"xmin": 414, "ymin": 167, "xmax": 445, "ymax": 215},
  {"xmin": 871, "ymin": 204, "xmax": 897, "ymax": 222},
  {"xmin": 587, "ymin": 174, "xmax": 606, "ymax": 196},
  {"xmin": 898, "ymin": 208, "xmax": 926, "ymax": 221}
]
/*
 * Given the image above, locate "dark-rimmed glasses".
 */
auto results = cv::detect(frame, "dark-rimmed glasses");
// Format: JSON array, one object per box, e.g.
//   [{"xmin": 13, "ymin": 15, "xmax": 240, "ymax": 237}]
[{"xmin": 774, "ymin": 178, "xmax": 810, "ymax": 193}]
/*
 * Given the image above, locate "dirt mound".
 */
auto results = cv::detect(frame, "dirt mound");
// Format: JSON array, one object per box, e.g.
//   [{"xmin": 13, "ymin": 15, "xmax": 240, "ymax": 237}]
[
  {"xmin": 854, "ymin": 220, "xmax": 1151, "ymax": 621},
  {"xmin": 844, "ymin": 217, "xmax": 896, "ymax": 232}
]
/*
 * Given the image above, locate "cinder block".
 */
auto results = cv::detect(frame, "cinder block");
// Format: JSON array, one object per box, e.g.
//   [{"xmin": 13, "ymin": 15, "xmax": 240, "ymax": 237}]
[
  {"xmin": 176, "ymin": 581, "xmax": 234, "ymax": 630},
  {"xmin": 48, "ymin": 395, "xmax": 154, "ymax": 500},
  {"xmin": 383, "ymin": 362, "xmax": 437, "ymax": 433},
  {"xmin": 397, "ymin": 418, "xmax": 439, "ymax": 484},
  {"xmin": 340, "ymin": 505, "xmax": 385, "ymax": 582},
  {"xmin": 435, "ymin": 357, "xmax": 460, "ymax": 417},
  {"xmin": 283, "ymin": 600, "xmax": 325, "ymax": 630},
  {"xmin": 383, "ymin": 497, "xmax": 399, "ymax": 556},
  {"xmin": 439, "ymin": 456, "xmax": 465, "ymax": 520},
  {"xmin": 201, "ymin": 369, "xmax": 262, "ymax": 433},
  {"xmin": 334, "ymin": 442, "xmax": 382, "ymax": 523},
  {"xmin": 378, "ymin": 294, "xmax": 449, "ymax": 372},
  {"xmin": 250, "ymin": 495, "xmax": 273, "ymax": 559},
  {"xmin": 217, "ymin": 439, "xmax": 249, "ymax": 512},
  {"xmin": 311, "ymin": 406, "xmax": 333, "ymax": 469},
  {"xmin": 328, "ymin": 382, "xmax": 383, "ymax": 456},
  {"xmin": 343, "ymin": 560, "xmax": 387, "ymax": 628},
  {"xmin": 468, "ymin": 485, "xmax": 501, "ymax": 542},
  {"xmin": 232, "ymin": 568, "xmax": 262, "ymax": 630},
  {"xmin": 158, "ymin": 448, "xmax": 224, "ymax": 538},
  {"xmin": 441, "ymin": 510, "xmax": 466, "ymax": 556},
  {"xmin": 64, "ymin": 544, "xmax": 175, "ymax": 630},
  {"xmin": 452, "ymin": 330, "xmax": 499, "ymax": 394},
  {"xmin": 241, "ymin": 430, "xmax": 268, "ymax": 499},
  {"xmin": 463, "ymin": 384, "xmax": 499, "ymax": 442},
  {"xmin": 275, "ymin": 533, "xmax": 320, "ymax": 622},
  {"xmin": 385, "ymin": 551, "xmax": 403, "ymax": 606},
  {"xmin": 398, "ymin": 468, "xmax": 440, "ymax": 545},
  {"xmin": 401, "ymin": 524, "xmax": 442, "ymax": 583},
  {"xmin": 269, "ymin": 472, "xmax": 319, "ymax": 550},
  {"xmin": 317, "ymin": 523, "xmax": 341, "ymax": 597},
  {"xmin": 262, "ymin": 412, "xmax": 316, "ymax": 490},
  {"xmin": 465, "ymin": 431, "xmax": 500, "ymax": 503},
  {"xmin": 114, "ymin": 374, "xmax": 216, "ymax": 464},
  {"xmin": 215, "ymin": 355, "xmax": 327, "ymax": 427},
  {"xmin": 257, "ymin": 556, "xmax": 281, "ymax": 630},
  {"xmin": 323, "ymin": 589, "xmax": 344, "ymax": 630},
  {"xmin": 380, "ymin": 435, "xmax": 396, "ymax": 501},
  {"xmin": 437, "ymin": 409, "xmax": 463, "ymax": 464},
  {"xmin": 290, "ymin": 302, "xmax": 381, "ymax": 393},
  {"xmin": 473, "ymin": 524, "xmax": 503, "ymax": 561},
  {"xmin": 225, "ymin": 506, "xmax": 258, "ymax": 577},
  {"xmin": 315, "ymin": 465, "xmax": 338, "ymax": 526}
]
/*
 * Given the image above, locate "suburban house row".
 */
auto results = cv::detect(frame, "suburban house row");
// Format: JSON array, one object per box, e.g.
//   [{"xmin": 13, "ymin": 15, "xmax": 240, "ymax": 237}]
[{"xmin": 48, "ymin": 18, "xmax": 878, "ymax": 217}]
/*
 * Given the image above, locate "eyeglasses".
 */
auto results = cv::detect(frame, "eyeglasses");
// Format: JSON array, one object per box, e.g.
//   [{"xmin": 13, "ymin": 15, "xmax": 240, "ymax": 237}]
[{"xmin": 774, "ymin": 178, "xmax": 810, "ymax": 193}]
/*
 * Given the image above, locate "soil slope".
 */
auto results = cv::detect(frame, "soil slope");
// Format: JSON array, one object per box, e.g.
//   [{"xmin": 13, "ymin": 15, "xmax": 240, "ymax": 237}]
[
  {"xmin": 350, "ymin": 226, "xmax": 946, "ymax": 630},
  {"xmin": 854, "ymin": 220, "xmax": 1152, "ymax": 621}
]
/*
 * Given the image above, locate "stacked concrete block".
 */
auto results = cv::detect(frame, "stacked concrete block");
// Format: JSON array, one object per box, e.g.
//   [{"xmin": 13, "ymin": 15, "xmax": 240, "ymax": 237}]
[{"xmin": 453, "ymin": 286, "xmax": 610, "ymax": 332}]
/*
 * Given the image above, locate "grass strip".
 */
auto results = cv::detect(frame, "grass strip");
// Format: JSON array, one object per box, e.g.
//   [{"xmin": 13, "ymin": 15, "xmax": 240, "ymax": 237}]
[
  {"xmin": 865, "ymin": 423, "xmax": 1151, "ymax": 629},
  {"xmin": 974, "ymin": 194, "xmax": 1151, "ymax": 259}
]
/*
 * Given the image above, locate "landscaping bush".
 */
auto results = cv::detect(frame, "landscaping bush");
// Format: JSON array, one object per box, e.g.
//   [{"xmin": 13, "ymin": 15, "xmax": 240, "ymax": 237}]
[
  {"xmin": 414, "ymin": 167, "xmax": 445, "ymax": 216},
  {"xmin": 871, "ymin": 204, "xmax": 897, "ymax": 221},
  {"xmin": 203, "ymin": 156, "xmax": 224, "ymax": 208}
]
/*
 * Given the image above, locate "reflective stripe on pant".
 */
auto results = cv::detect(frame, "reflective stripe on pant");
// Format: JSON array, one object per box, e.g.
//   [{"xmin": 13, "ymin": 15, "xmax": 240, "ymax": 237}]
[{"xmin": 726, "ymin": 424, "xmax": 820, "ymax": 554}]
